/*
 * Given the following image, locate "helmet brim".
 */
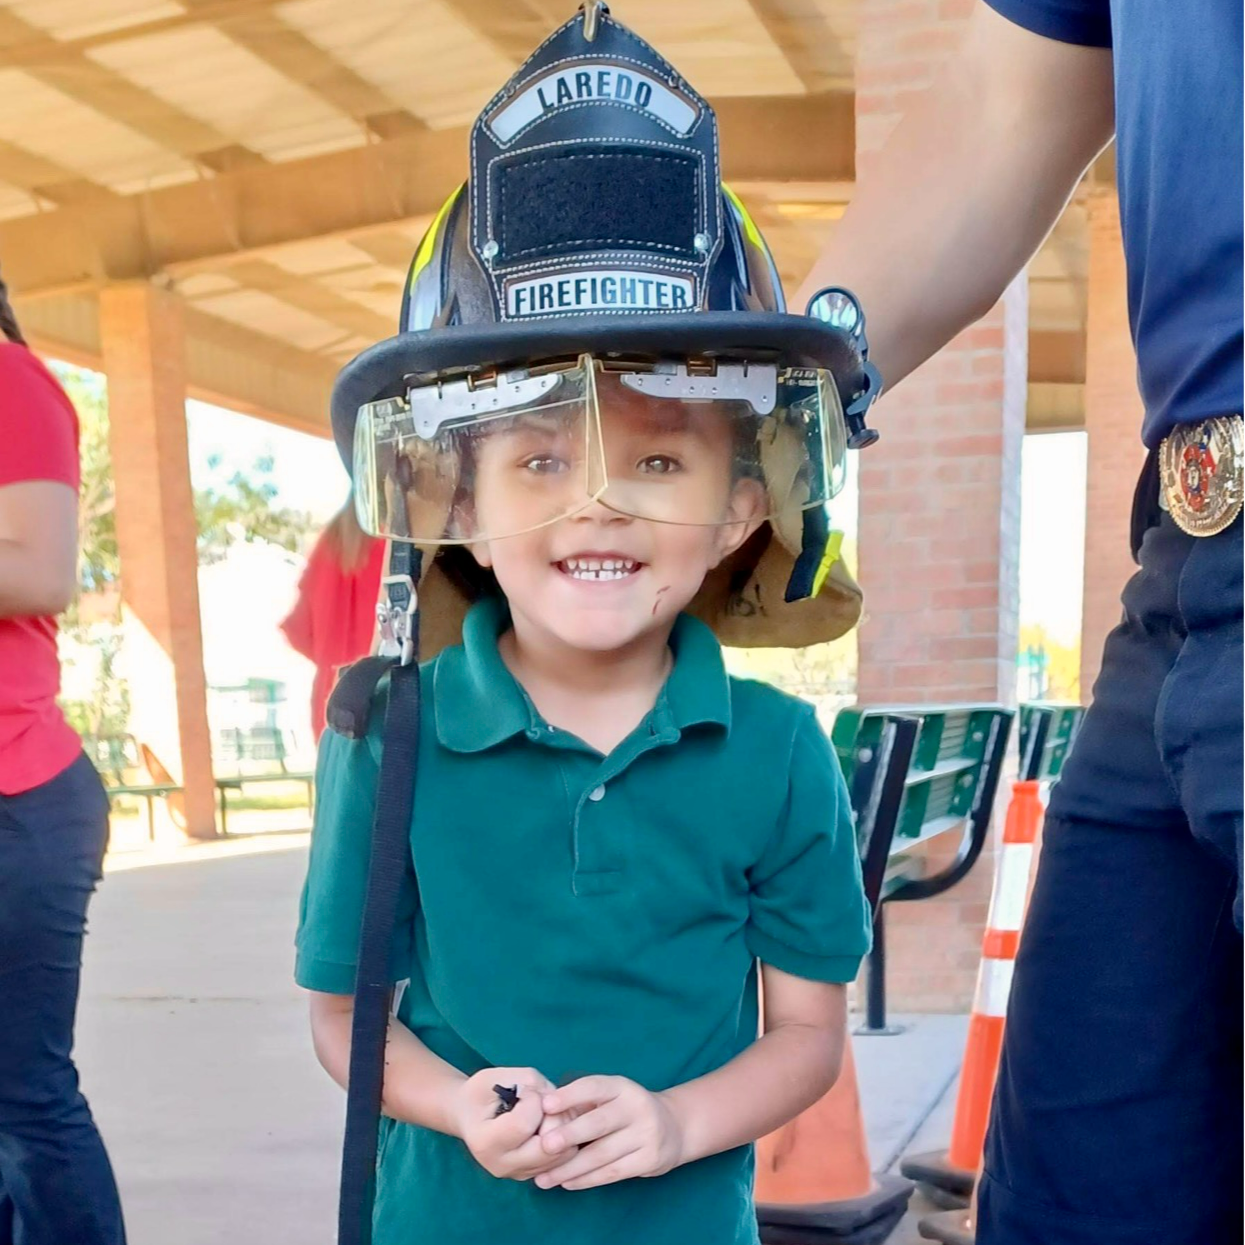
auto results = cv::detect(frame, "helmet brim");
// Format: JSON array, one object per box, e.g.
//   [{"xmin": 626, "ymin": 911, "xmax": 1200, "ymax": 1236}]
[{"xmin": 330, "ymin": 312, "xmax": 864, "ymax": 472}]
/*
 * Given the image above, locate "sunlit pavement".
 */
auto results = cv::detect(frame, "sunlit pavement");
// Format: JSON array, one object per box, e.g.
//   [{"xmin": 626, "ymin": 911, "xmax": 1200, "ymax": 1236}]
[{"xmin": 76, "ymin": 841, "xmax": 967, "ymax": 1245}]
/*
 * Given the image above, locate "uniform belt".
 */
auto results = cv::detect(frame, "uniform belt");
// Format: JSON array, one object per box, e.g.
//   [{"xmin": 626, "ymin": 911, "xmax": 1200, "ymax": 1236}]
[{"xmin": 1158, "ymin": 414, "xmax": 1243, "ymax": 536}]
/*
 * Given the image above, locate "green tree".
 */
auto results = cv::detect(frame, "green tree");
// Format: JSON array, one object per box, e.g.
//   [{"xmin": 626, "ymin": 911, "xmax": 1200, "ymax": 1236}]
[
  {"xmin": 1018, "ymin": 622, "xmax": 1081, "ymax": 702},
  {"xmin": 54, "ymin": 367, "xmax": 117, "ymax": 593},
  {"xmin": 194, "ymin": 451, "xmax": 314, "ymax": 564},
  {"xmin": 51, "ymin": 363, "xmax": 315, "ymax": 746},
  {"xmin": 51, "ymin": 363, "xmax": 315, "ymax": 580},
  {"xmin": 60, "ymin": 626, "xmax": 131, "ymax": 758}
]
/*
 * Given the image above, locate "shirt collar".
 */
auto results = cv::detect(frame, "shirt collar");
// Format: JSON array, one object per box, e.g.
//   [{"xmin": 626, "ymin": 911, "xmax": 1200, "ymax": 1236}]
[{"xmin": 432, "ymin": 595, "xmax": 731, "ymax": 754}]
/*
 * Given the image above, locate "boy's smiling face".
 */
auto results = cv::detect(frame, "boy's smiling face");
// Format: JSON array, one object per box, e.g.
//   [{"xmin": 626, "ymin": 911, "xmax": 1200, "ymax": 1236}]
[{"xmin": 467, "ymin": 382, "xmax": 766, "ymax": 654}]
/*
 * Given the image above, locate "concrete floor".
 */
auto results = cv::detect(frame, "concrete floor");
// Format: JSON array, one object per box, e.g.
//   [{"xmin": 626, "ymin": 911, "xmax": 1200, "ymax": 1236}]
[{"xmin": 73, "ymin": 840, "xmax": 968, "ymax": 1245}]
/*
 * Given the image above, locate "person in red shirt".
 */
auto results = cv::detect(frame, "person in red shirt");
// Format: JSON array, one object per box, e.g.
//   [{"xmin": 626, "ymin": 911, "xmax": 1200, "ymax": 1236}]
[
  {"xmin": 0, "ymin": 271, "xmax": 127, "ymax": 1244},
  {"xmin": 280, "ymin": 499, "xmax": 384, "ymax": 741}
]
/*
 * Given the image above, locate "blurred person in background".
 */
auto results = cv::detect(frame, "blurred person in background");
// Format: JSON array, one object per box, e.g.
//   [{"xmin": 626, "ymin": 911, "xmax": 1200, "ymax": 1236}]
[
  {"xmin": 281, "ymin": 497, "xmax": 384, "ymax": 741},
  {"xmin": 0, "ymin": 271, "xmax": 126, "ymax": 1243}
]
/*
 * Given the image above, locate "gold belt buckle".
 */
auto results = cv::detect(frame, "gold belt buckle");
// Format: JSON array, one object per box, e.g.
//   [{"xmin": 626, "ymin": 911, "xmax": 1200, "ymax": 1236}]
[{"xmin": 1159, "ymin": 416, "xmax": 1244, "ymax": 537}]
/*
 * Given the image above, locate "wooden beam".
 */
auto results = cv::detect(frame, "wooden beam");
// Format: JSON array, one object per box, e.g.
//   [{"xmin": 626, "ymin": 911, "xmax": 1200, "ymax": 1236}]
[
  {"xmin": 0, "ymin": 9, "xmax": 260, "ymax": 166},
  {"xmin": 1027, "ymin": 383, "xmax": 1085, "ymax": 433},
  {"xmin": 183, "ymin": 306, "xmax": 337, "ymax": 437},
  {"xmin": 1, "ymin": 92, "xmax": 854, "ymax": 299},
  {"xmin": 1029, "ymin": 328, "xmax": 1085, "ymax": 385},
  {"xmin": 439, "ymin": 0, "xmax": 555, "ymax": 66},
  {"xmin": 186, "ymin": 1, "xmax": 419, "ymax": 130},
  {"xmin": 223, "ymin": 259, "xmax": 395, "ymax": 343},
  {"xmin": 17, "ymin": 288, "xmax": 335, "ymax": 438},
  {"xmin": 746, "ymin": 0, "xmax": 853, "ymax": 92},
  {"xmin": 0, "ymin": 0, "xmax": 290, "ymax": 66},
  {"xmin": 715, "ymin": 93, "xmax": 854, "ymax": 181},
  {"xmin": 0, "ymin": 140, "xmax": 116, "ymax": 208}
]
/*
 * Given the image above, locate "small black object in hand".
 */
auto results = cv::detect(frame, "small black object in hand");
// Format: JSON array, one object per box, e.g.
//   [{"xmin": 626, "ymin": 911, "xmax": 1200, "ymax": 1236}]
[{"xmin": 492, "ymin": 1084, "xmax": 520, "ymax": 1117}]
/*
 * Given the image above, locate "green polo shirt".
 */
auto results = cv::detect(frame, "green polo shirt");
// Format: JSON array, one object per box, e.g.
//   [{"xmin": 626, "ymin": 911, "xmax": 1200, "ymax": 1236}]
[{"xmin": 296, "ymin": 597, "xmax": 870, "ymax": 1245}]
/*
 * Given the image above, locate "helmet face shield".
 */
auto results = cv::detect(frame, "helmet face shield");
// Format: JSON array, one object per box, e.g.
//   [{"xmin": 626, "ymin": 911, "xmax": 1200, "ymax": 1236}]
[
  {"xmin": 355, "ymin": 363, "xmax": 602, "ymax": 544},
  {"xmin": 354, "ymin": 355, "xmax": 849, "ymax": 546}
]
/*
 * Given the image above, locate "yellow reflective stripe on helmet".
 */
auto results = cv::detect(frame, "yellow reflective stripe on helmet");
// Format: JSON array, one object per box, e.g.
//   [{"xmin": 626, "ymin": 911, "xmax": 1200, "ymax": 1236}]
[
  {"xmin": 408, "ymin": 187, "xmax": 462, "ymax": 292},
  {"xmin": 723, "ymin": 183, "xmax": 765, "ymax": 252},
  {"xmin": 811, "ymin": 529, "xmax": 845, "ymax": 598}
]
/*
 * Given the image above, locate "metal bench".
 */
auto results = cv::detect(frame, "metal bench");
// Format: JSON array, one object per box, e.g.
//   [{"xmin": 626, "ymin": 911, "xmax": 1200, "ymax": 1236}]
[
  {"xmin": 214, "ymin": 771, "xmax": 315, "ymax": 836},
  {"xmin": 834, "ymin": 704, "xmax": 1015, "ymax": 1035},
  {"xmin": 102, "ymin": 781, "xmax": 185, "ymax": 841},
  {"xmin": 1018, "ymin": 701, "xmax": 1085, "ymax": 782},
  {"xmin": 104, "ymin": 772, "xmax": 315, "ymax": 839}
]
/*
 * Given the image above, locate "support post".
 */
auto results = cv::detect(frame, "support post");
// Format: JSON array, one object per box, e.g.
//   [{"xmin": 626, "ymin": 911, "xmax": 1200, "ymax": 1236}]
[
  {"xmin": 100, "ymin": 282, "xmax": 217, "ymax": 840},
  {"xmin": 1080, "ymin": 190, "xmax": 1147, "ymax": 698}
]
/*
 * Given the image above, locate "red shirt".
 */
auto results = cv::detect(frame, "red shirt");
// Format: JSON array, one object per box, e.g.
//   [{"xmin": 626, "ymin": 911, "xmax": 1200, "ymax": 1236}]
[
  {"xmin": 0, "ymin": 343, "xmax": 83, "ymax": 794},
  {"xmin": 280, "ymin": 533, "xmax": 384, "ymax": 740}
]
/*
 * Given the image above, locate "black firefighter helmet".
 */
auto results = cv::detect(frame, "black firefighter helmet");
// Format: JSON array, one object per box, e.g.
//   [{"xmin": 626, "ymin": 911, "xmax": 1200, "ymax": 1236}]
[{"xmin": 331, "ymin": 2, "xmax": 866, "ymax": 651}]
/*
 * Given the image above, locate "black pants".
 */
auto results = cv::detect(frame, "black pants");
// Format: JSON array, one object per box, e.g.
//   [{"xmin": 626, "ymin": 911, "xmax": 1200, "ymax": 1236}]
[
  {"xmin": 979, "ymin": 475, "xmax": 1243, "ymax": 1243},
  {"xmin": 0, "ymin": 753, "xmax": 126, "ymax": 1245}
]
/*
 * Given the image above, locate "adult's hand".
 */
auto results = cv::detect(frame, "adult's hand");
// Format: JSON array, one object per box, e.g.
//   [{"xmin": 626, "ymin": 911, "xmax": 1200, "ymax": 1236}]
[
  {"xmin": 799, "ymin": 1, "xmax": 1115, "ymax": 389},
  {"xmin": 0, "ymin": 480, "xmax": 78, "ymax": 619}
]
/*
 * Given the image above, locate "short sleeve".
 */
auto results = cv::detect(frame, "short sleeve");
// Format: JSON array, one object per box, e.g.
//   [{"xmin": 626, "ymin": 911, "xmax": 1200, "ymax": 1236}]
[
  {"xmin": 295, "ymin": 716, "xmax": 420, "ymax": 994},
  {"xmin": 0, "ymin": 346, "xmax": 80, "ymax": 489},
  {"xmin": 745, "ymin": 708, "xmax": 871, "ymax": 983},
  {"xmin": 983, "ymin": 0, "xmax": 1113, "ymax": 48}
]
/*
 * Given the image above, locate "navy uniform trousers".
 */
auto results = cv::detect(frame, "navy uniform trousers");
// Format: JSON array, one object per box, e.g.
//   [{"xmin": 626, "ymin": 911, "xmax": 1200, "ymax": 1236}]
[
  {"xmin": 979, "ymin": 460, "xmax": 1243, "ymax": 1245},
  {"xmin": 0, "ymin": 753, "xmax": 126, "ymax": 1245}
]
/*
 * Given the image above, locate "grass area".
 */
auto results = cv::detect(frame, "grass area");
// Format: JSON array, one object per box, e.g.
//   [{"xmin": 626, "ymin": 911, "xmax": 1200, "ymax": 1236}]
[
  {"xmin": 107, "ymin": 782, "xmax": 311, "ymax": 819},
  {"xmin": 222, "ymin": 790, "xmax": 310, "ymax": 813}
]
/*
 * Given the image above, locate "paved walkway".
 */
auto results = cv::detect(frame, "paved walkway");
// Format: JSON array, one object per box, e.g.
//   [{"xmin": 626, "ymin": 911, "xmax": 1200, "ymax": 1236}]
[{"xmin": 75, "ymin": 839, "xmax": 967, "ymax": 1244}]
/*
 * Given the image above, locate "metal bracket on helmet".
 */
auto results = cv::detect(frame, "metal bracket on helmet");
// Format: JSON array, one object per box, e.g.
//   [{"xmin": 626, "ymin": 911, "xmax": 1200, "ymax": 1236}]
[
  {"xmin": 377, "ymin": 573, "xmax": 418, "ymax": 666},
  {"xmin": 579, "ymin": 1, "xmax": 608, "ymax": 41},
  {"xmin": 406, "ymin": 370, "xmax": 563, "ymax": 439},
  {"xmin": 618, "ymin": 361, "xmax": 778, "ymax": 416}
]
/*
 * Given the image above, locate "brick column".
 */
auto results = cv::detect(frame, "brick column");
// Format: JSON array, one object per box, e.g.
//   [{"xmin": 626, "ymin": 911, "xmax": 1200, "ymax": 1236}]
[
  {"xmin": 1080, "ymin": 190, "xmax": 1146, "ymax": 698},
  {"xmin": 100, "ymin": 283, "xmax": 217, "ymax": 839},
  {"xmin": 855, "ymin": 0, "xmax": 1028, "ymax": 1012}
]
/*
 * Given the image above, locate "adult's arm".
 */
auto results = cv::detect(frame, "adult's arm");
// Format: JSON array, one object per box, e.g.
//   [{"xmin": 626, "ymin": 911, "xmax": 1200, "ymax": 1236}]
[
  {"xmin": 797, "ymin": 2, "xmax": 1115, "ymax": 388},
  {"xmin": 0, "ymin": 480, "xmax": 78, "ymax": 619}
]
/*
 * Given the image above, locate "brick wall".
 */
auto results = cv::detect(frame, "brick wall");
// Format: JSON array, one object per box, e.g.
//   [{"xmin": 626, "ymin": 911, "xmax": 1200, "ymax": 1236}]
[{"xmin": 855, "ymin": 0, "xmax": 1027, "ymax": 1013}]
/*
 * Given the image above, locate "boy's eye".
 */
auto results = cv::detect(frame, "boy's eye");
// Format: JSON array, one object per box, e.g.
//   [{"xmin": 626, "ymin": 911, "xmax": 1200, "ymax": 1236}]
[
  {"xmin": 638, "ymin": 454, "xmax": 682, "ymax": 475},
  {"xmin": 520, "ymin": 454, "xmax": 569, "ymax": 474}
]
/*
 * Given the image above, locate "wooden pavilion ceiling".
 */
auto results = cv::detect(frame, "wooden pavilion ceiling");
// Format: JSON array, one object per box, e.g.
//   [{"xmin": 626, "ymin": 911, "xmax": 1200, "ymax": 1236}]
[{"xmin": 0, "ymin": 0, "xmax": 1086, "ymax": 435}]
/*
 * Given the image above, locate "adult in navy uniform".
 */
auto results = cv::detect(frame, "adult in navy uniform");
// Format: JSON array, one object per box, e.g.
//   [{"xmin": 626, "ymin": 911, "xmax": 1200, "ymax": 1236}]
[{"xmin": 803, "ymin": 2, "xmax": 1242, "ymax": 1243}]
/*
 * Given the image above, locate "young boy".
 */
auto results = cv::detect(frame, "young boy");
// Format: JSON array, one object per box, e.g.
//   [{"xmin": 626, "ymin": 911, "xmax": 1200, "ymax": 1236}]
[{"xmin": 296, "ymin": 8, "xmax": 875, "ymax": 1243}]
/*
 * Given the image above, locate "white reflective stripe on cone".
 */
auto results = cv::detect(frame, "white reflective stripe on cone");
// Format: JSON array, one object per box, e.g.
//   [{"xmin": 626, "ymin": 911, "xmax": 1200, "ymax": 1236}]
[
  {"xmin": 987, "ymin": 842, "xmax": 1034, "ymax": 933},
  {"xmin": 971, "ymin": 956, "xmax": 1016, "ymax": 1019}
]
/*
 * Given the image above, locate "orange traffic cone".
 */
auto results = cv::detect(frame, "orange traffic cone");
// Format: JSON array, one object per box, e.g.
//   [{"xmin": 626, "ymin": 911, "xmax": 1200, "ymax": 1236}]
[
  {"xmin": 901, "ymin": 780, "xmax": 1043, "ymax": 1205},
  {"xmin": 755, "ymin": 1038, "xmax": 913, "ymax": 1243}
]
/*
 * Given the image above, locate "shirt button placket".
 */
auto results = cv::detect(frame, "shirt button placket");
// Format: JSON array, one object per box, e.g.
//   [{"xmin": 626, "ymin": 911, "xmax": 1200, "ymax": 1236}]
[{"xmin": 572, "ymin": 778, "xmax": 618, "ymax": 894}]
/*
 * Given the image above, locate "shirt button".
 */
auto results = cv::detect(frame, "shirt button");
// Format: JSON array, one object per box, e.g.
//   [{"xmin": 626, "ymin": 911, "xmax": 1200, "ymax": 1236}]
[{"xmin": 588, "ymin": 785, "xmax": 606, "ymax": 802}]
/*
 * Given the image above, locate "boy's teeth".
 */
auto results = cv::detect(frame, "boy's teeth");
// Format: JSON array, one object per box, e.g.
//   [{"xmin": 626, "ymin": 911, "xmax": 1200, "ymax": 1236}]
[{"xmin": 562, "ymin": 556, "xmax": 638, "ymax": 580}]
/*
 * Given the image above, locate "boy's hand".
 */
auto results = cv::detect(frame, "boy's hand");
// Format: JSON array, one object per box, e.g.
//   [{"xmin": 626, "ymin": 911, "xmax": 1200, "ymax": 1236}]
[
  {"xmin": 451, "ymin": 1067, "xmax": 564, "ymax": 1181},
  {"xmin": 533, "ymin": 1076, "xmax": 686, "ymax": 1191}
]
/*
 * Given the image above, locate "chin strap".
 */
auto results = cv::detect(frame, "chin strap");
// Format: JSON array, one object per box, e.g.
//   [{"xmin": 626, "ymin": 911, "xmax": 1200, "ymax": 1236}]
[{"xmin": 336, "ymin": 531, "xmax": 424, "ymax": 1245}]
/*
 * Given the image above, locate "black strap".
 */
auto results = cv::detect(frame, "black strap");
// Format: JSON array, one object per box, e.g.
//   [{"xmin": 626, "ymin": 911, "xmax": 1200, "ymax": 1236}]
[
  {"xmin": 327, "ymin": 656, "xmax": 400, "ymax": 740},
  {"xmin": 337, "ymin": 543, "xmax": 423, "ymax": 1245}
]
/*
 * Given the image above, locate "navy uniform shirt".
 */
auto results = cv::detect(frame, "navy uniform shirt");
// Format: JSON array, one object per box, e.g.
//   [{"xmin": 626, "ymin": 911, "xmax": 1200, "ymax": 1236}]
[
  {"xmin": 986, "ymin": 0, "xmax": 1243, "ymax": 446},
  {"xmin": 296, "ymin": 598, "xmax": 871, "ymax": 1245}
]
